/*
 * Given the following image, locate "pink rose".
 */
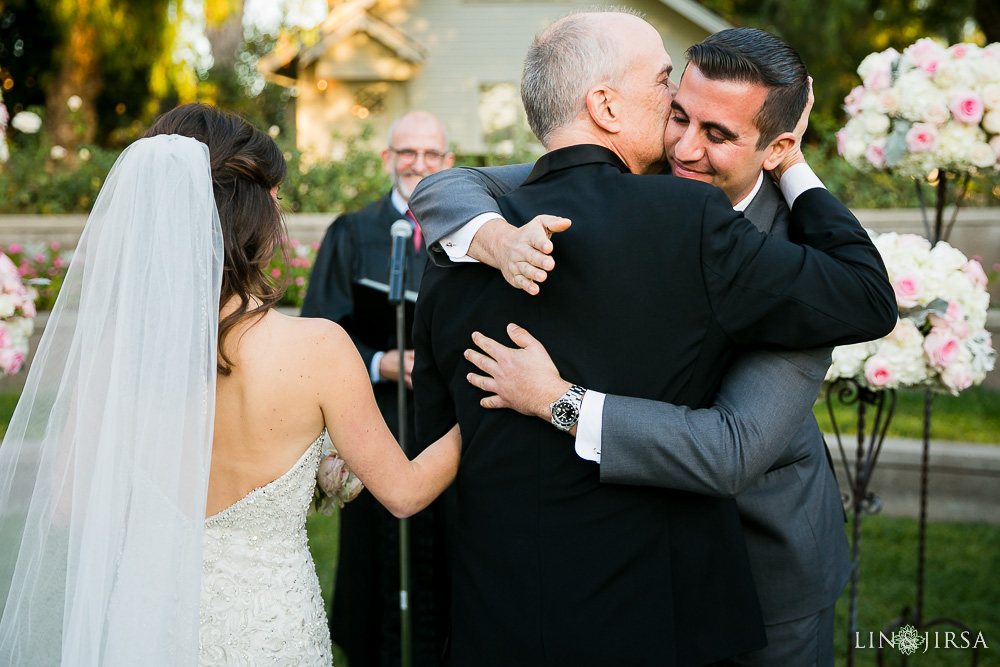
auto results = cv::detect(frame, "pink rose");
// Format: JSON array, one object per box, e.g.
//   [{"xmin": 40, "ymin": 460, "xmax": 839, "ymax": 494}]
[
  {"xmin": 864, "ymin": 354, "xmax": 896, "ymax": 388},
  {"xmin": 923, "ymin": 330, "xmax": 960, "ymax": 368},
  {"xmin": 270, "ymin": 268, "xmax": 281, "ymax": 278},
  {"xmin": 905, "ymin": 123, "xmax": 939, "ymax": 153},
  {"xmin": 844, "ymin": 86, "xmax": 865, "ymax": 117},
  {"xmin": 318, "ymin": 453, "xmax": 347, "ymax": 496},
  {"xmin": 22, "ymin": 299, "xmax": 35, "ymax": 318},
  {"xmin": 949, "ymin": 43, "xmax": 969, "ymax": 59},
  {"xmin": 0, "ymin": 324, "xmax": 10, "ymax": 349},
  {"xmin": 962, "ymin": 259, "xmax": 988, "ymax": 288},
  {"xmin": 836, "ymin": 129, "xmax": 848, "ymax": 156},
  {"xmin": 892, "ymin": 272, "xmax": 923, "ymax": 307},
  {"xmin": 864, "ymin": 69, "xmax": 892, "ymax": 92},
  {"xmin": 866, "ymin": 139, "xmax": 887, "ymax": 169},
  {"xmin": 7, "ymin": 243, "xmax": 20, "ymax": 254},
  {"xmin": 949, "ymin": 91, "xmax": 985, "ymax": 125},
  {"xmin": 921, "ymin": 58, "xmax": 940, "ymax": 76},
  {"xmin": 295, "ymin": 276, "xmax": 305, "ymax": 287},
  {"xmin": 941, "ymin": 364, "xmax": 972, "ymax": 393},
  {"xmin": 0, "ymin": 348, "xmax": 24, "ymax": 376}
]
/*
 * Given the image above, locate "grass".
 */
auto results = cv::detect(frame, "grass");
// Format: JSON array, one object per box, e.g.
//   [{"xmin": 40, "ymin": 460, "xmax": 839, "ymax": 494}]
[{"xmin": 814, "ymin": 386, "xmax": 1000, "ymax": 444}]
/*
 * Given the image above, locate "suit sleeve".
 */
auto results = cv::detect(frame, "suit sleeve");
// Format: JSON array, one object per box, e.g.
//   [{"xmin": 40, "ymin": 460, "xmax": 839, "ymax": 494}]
[
  {"xmin": 702, "ymin": 187, "xmax": 897, "ymax": 347},
  {"xmin": 300, "ymin": 216, "xmax": 380, "ymax": 371},
  {"xmin": 408, "ymin": 163, "xmax": 535, "ymax": 266},
  {"xmin": 598, "ymin": 347, "xmax": 831, "ymax": 497}
]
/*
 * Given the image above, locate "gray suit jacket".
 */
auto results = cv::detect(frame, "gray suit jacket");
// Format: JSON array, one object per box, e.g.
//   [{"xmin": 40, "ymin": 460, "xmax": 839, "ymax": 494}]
[{"xmin": 410, "ymin": 166, "xmax": 851, "ymax": 624}]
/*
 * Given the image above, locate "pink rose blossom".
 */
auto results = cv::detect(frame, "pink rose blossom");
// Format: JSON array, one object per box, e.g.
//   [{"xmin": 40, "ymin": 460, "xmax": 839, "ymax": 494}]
[
  {"xmin": 0, "ymin": 325, "xmax": 10, "ymax": 349},
  {"xmin": 864, "ymin": 355, "xmax": 896, "ymax": 387},
  {"xmin": 892, "ymin": 272, "xmax": 923, "ymax": 307},
  {"xmin": 311, "ymin": 242, "xmax": 321, "ymax": 251},
  {"xmin": 941, "ymin": 364, "xmax": 972, "ymax": 392},
  {"xmin": 318, "ymin": 454, "xmax": 346, "ymax": 496},
  {"xmin": 49, "ymin": 241, "xmax": 59, "ymax": 251},
  {"xmin": 7, "ymin": 244, "xmax": 20, "ymax": 254},
  {"xmin": 844, "ymin": 86, "xmax": 865, "ymax": 117},
  {"xmin": 0, "ymin": 348, "xmax": 24, "ymax": 376},
  {"xmin": 864, "ymin": 70, "xmax": 892, "ymax": 92},
  {"xmin": 270, "ymin": 268, "xmax": 281, "ymax": 278},
  {"xmin": 949, "ymin": 43, "xmax": 969, "ymax": 59},
  {"xmin": 949, "ymin": 91, "xmax": 985, "ymax": 125},
  {"xmin": 22, "ymin": 300, "xmax": 35, "ymax": 318},
  {"xmin": 295, "ymin": 276, "xmax": 305, "ymax": 287},
  {"xmin": 923, "ymin": 330, "xmax": 960, "ymax": 368},
  {"xmin": 836, "ymin": 129, "xmax": 848, "ymax": 156},
  {"xmin": 290, "ymin": 239, "xmax": 300, "ymax": 248},
  {"xmin": 905, "ymin": 123, "xmax": 939, "ymax": 153},
  {"xmin": 962, "ymin": 259, "xmax": 988, "ymax": 288},
  {"xmin": 921, "ymin": 58, "xmax": 941, "ymax": 76},
  {"xmin": 866, "ymin": 139, "xmax": 887, "ymax": 168}
]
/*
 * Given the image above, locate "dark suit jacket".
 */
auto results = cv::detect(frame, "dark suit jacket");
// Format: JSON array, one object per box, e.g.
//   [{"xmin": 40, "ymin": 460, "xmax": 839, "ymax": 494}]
[{"xmin": 412, "ymin": 145, "xmax": 896, "ymax": 666}]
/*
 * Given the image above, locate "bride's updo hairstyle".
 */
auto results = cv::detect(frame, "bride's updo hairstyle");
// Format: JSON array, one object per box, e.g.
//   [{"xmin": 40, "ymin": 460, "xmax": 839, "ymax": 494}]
[{"xmin": 144, "ymin": 103, "xmax": 288, "ymax": 375}]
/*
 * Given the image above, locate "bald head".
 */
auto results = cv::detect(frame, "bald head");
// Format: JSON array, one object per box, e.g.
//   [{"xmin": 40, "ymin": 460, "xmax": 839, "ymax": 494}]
[
  {"xmin": 382, "ymin": 110, "xmax": 453, "ymax": 201},
  {"xmin": 521, "ymin": 11, "xmax": 648, "ymax": 146}
]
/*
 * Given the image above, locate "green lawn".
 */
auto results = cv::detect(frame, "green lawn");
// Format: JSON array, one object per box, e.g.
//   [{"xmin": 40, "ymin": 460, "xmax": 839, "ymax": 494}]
[
  {"xmin": 306, "ymin": 512, "xmax": 1000, "ymax": 667},
  {"xmin": 814, "ymin": 386, "xmax": 1000, "ymax": 444}
]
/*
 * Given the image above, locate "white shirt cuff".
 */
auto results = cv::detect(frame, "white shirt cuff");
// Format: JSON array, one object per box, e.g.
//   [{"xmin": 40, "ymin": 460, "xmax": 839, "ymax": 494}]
[
  {"xmin": 438, "ymin": 212, "xmax": 502, "ymax": 263},
  {"xmin": 574, "ymin": 390, "xmax": 605, "ymax": 463},
  {"xmin": 370, "ymin": 351, "xmax": 384, "ymax": 384},
  {"xmin": 779, "ymin": 162, "xmax": 825, "ymax": 207}
]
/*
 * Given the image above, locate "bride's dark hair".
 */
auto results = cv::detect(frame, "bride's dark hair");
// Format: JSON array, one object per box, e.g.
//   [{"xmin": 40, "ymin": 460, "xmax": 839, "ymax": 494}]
[{"xmin": 144, "ymin": 103, "xmax": 288, "ymax": 375}]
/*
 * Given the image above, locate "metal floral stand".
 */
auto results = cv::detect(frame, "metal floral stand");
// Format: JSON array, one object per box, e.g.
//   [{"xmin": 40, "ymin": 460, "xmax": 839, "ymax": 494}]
[{"xmin": 825, "ymin": 378, "xmax": 896, "ymax": 667}]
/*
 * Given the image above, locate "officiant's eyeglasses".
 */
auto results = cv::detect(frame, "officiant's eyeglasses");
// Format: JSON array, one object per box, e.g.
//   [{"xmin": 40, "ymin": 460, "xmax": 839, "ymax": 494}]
[{"xmin": 390, "ymin": 147, "xmax": 449, "ymax": 167}]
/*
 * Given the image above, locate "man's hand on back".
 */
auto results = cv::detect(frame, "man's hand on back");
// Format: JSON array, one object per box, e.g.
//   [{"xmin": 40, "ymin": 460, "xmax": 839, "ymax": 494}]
[{"xmin": 467, "ymin": 215, "xmax": 571, "ymax": 295}]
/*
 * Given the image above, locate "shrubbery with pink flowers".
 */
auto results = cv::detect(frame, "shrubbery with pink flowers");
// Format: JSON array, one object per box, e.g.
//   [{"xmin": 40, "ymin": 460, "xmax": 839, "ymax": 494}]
[
  {"xmin": 0, "ymin": 252, "xmax": 37, "ymax": 376},
  {"xmin": 825, "ymin": 231, "xmax": 996, "ymax": 395}
]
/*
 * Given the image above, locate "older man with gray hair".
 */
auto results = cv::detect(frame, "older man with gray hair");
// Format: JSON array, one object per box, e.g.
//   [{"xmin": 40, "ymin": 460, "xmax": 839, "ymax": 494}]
[{"xmin": 410, "ymin": 11, "xmax": 894, "ymax": 667}]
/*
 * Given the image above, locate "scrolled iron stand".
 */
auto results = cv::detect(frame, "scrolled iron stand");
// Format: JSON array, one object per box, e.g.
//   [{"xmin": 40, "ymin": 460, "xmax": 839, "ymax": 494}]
[
  {"xmin": 826, "ymin": 378, "xmax": 896, "ymax": 667},
  {"xmin": 870, "ymin": 175, "xmax": 978, "ymax": 666},
  {"xmin": 875, "ymin": 389, "xmax": 979, "ymax": 667}
]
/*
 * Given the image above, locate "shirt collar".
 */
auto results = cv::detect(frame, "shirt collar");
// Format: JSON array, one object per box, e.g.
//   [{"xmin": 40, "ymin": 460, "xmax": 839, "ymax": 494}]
[
  {"xmin": 523, "ymin": 144, "xmax": 630, "ymax": 185},
  {"xmin": 391, "ymin": 188, "xmax": 408, "ymax": 216},
  {"xmin": 732, "ymin": 172, "xmax": 764, "ymax": 212}
]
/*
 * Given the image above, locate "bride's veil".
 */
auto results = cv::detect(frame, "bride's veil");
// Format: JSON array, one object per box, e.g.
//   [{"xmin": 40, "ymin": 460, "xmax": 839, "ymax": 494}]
[{"xmin": 0, "ymin": 134, "xmax": 223, "ymax": 665}]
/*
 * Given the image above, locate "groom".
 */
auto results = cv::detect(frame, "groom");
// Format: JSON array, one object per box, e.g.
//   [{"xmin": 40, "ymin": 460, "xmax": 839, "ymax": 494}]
[
  {"xmin": 411, "ymin": 12, "xmax": 896, "ymax": 667},
  {"xmin": 412, "ymin": 28, "xmax": 852, "ymax": 666}
]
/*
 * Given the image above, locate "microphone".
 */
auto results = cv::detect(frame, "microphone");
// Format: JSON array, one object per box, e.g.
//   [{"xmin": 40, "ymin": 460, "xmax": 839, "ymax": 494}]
[{"xmin": 388, "ymin": 219, "xmax": 413, "ymax": 304}]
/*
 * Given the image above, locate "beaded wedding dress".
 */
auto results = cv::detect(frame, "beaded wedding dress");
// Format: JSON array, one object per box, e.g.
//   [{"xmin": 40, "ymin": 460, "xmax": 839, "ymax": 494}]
[{"xmin": 199, "ymin": 432, "xmax": 333, "ymax": 666}]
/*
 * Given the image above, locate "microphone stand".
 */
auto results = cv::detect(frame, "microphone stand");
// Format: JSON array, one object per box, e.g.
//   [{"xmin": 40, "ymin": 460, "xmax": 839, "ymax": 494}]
[{"xmin": 387, "ymin": 220, "xmax": 412, "ymax": 667}]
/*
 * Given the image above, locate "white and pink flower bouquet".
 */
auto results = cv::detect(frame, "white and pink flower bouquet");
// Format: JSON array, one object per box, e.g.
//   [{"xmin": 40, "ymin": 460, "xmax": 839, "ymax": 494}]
[
  {"xmin": 311, "ymin": 432, "xmax": 365, "ymax": 516},
  {"xmin": 0, "ymin": 253, "xmax": 36, "ymax": 376},
  {"xmin": 837, "ymin": 39, "xmax": 1000, "ymax": 177},
  {"xmin": 825, "ymin": 231, "xmax": 996, "ymax": 395}
]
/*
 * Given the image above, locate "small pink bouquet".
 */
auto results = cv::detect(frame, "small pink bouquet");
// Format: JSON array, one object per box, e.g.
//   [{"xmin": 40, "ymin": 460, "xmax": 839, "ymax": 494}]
[
  {"xmin": 825, "ymin": 231, "xmax": 995, "ymax": 395},
  {"xmin": 0, "ymin": 252, "xmax": 36, "ymax": 376},
  {"xmin": 311, "ymin": 432, "xmax": 365, "ymax": 516}
]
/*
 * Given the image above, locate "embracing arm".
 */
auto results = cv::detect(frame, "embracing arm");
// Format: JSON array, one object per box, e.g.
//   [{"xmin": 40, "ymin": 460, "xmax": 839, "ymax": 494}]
[
  {"xmin": 598, "ymin": 347, "xmax": 831, "ymax": 496},
  {"xmin": 408, "ymin": 163, "xmax": 532, "ymax": 256},
  {"xmin": 315, "ymin": 322, "xmax": 460, "ymax": 518}
]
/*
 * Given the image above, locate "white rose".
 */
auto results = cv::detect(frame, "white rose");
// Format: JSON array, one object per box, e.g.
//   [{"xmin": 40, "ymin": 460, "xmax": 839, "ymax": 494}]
[
  {"xmin": 976, "ymin": 54, "xmax": 1000, "ymax": 83},
  {"xmin": 0, "ymin": 295, "xmax": 14, "ymax": 318},
  {"xmin": 970, "ymin": 141, "xmax": 997, "ymax": 168},
  {"xmin": 928, "ymin": 241, "xmax": 969, "ymax": 273},
  {"xmin": 922, "ymin": 102, "xmax": 950, "ymax": 125},
  {"xmin": 875, "ymin": 88, "xmax": 901, "ymax": 114},
  {"xmin": 981, "ymin": 83, "xmax": 1000, "ymax": 110},
  {"xmin": 982, "ymin": 109, "xmax": 1000, "ymax": 134},
  {"xmin": 829, "ymin": 342, "xmax": 876, "ymax": 380},
  {"xmin": 10, "ymin": 111, "xmax": 41, "ymax": 134},
  {"xmin": 67, "ymin": 95, "xmax": 82, "ymax": 112},
  {"xmin": 878, "ymin": 335, "xmax": 929, "ymax": 387},
  {"xmin": 862, "ymin": 112, "xmax": 891, "ymax": 135}
]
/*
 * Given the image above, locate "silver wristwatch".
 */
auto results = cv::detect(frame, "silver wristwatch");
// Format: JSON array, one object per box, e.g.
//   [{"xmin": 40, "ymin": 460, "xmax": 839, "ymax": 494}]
[{"xmin": 549, "ymin": 384, "xmax": 586, "ymax": 432}]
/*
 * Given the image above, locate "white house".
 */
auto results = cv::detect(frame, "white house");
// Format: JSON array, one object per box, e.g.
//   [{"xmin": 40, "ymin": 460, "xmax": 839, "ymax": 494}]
[{"xmin": 258, "ymin": 0, "xmax": 730, "ymax": 156}]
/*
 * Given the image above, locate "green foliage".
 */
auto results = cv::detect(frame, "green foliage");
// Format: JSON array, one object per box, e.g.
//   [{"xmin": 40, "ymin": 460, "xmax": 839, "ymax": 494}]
[{"xmin": 814, "ymin": 386, "xmax": 1000, "ymax": 443}]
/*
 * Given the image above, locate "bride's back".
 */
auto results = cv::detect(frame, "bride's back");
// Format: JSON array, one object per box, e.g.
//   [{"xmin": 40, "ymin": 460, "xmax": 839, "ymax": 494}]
[{"xmin": 209, "ymin": 309, "xmax": 335, "ymax": 516}]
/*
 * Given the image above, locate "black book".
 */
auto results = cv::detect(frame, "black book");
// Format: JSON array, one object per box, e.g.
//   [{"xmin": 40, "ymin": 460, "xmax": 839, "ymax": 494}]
[{"xmin": 350, "ymin": 278, "xmax": 417, "ymax": 349}]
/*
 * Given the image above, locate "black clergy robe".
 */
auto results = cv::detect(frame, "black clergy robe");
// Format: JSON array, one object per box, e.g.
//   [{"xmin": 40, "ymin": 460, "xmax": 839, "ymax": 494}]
[{"xmin": 301, "ymin": 191, "xmax": 448, "ymax": 667}]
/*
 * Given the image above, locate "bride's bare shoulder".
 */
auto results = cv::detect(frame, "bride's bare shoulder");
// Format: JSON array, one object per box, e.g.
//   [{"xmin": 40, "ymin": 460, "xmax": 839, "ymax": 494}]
[{"xmin": 274, "ymin": 312, "xmax": 360, "ymax": 362}]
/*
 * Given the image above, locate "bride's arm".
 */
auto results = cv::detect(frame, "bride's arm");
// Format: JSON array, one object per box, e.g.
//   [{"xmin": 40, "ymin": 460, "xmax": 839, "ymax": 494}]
[{"xmin": 313, "ymin": 321, "xmax": 461, "ymax": 518}]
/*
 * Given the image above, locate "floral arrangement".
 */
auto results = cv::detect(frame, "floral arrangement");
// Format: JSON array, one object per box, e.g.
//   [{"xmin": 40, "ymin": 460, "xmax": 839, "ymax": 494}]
[
  {"xmin": 837, "ymin": 39, "xmax": 1000, "ymax": 177},
  {"xmin": 270, "ymin": 238, "xmax": 320, "ymax": 308},
  {"xmin": 0, "ymin": 252, "xmax": 38, "ymax": 376},
  {"xmin": 825, "ymin": 231, "xmax": 996, "ymax": 394},
  {"xmin": 311, "ymin": 432, "xmax": 365, "ymax": 516},
  {"xmin": 0, "ymin": 242, "xmax": 71, "ymax": 311}
]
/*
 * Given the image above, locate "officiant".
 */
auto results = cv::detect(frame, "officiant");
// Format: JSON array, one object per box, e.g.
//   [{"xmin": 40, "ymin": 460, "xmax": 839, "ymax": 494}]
[{"xmin": 301, "ymin": 110, "xmax": 454, "ymax": 667}]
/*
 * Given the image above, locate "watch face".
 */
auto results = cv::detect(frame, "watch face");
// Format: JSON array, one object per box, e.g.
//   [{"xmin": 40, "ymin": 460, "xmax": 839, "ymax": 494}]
[{"xmin": 552, "ymin": 401, "xmax": 579, "ymax": 427}]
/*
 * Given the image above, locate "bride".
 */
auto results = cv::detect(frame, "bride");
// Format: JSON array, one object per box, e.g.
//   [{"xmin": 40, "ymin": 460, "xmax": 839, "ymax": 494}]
[{"xmin": 0, "ymin": 104, "xmax": 461, "ymax": 666}]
